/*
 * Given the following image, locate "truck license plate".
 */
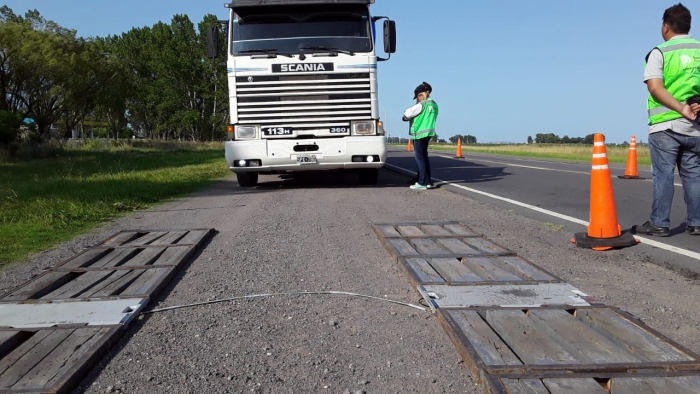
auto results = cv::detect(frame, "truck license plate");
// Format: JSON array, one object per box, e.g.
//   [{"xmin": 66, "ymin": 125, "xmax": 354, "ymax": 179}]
[
  {"xmin": 263, "ymin": 127, "xmax": 293, "ymax": 136},
  {"xmin": 297, "ymin": 154, "xmax": 317, "ymax": 164}
]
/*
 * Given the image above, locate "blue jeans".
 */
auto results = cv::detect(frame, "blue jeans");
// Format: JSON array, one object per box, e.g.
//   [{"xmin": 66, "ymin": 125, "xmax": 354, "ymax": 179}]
[
  {"xmin": 413, "ymin": 137, "xmax": 432, "ymax": 186},
  {"xmin": 648, "ymin": 130, "xmax": 700, "ymax": 227}
]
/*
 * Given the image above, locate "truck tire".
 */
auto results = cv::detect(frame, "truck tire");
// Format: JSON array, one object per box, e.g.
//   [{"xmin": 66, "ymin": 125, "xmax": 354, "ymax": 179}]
[
  {"xmin": 358, "ymin": 169, "xmax": 379, "ymax": 185},
  {"xmin": 236, "ymin": 172, "xmax": 258, "ymax": 187}
]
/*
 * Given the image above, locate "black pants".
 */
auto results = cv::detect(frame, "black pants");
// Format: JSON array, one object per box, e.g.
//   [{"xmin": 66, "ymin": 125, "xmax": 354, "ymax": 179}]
[{"xmin": 413, "ymin": 137, "xmax": 432, "ymax": 186}]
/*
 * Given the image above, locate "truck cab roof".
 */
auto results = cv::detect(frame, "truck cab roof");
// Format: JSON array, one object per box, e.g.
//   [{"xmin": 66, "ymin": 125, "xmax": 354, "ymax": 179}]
[{"xmin": 227, "ymin": 0, "xmax": 374, "ymax": 8}]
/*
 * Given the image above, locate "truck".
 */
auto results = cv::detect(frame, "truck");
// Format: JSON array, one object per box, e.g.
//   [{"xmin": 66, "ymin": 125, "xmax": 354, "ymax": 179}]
[{"xmin": 206, "ymin": 0, "xmax": 396, "ymax": 187}]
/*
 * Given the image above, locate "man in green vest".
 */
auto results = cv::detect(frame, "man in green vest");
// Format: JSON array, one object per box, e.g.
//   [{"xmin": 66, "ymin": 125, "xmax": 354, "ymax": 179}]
[
  {"xmin": 402, "ymin": 82, "xmax": 438, "ymax": 190},
  {"xmin": 636, "ymin": 3, "xmax": 700, "ymax": 237}
]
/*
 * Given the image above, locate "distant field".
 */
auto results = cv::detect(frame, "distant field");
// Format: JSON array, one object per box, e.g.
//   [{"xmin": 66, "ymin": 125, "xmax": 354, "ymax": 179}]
[
  {"xmin": 390, "ymin": 143, "xmax": 651, "ymax": 165},
  {"xmin": 0, "ymin": 140, "xmax": 230, "ymax": 268}
]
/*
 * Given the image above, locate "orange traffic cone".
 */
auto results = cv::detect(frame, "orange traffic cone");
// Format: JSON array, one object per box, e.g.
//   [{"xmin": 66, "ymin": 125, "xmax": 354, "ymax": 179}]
[
  {"xmin": 573, "ymin": 133, "xmax": 638, "ymax": 251},
  {"xmin": 618, "ymin": 135, "xmax": 645, "ymax": 180},
  {"xmin": 407, "ymin": 138, "xmax": 413, "ymax": 152},
  {"xmin": 454, "ymin": 138, "xmax": 464, "ymax": 159}
]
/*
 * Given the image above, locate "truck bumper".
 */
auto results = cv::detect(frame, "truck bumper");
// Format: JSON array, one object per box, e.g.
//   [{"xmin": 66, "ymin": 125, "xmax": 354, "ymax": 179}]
[{"xmin": 225, "ymin": 137, "xmax": 387, "ymax": 173}]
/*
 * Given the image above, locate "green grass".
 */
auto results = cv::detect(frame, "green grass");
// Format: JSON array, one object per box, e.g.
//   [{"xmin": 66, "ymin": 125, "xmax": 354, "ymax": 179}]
[
  {"xmin": 0, "ymin": 141, "xmax": 230, "ymax": 269},
  {"xmin": 391, "ymin": 143, "xmax": 652, "ymax": 166}
]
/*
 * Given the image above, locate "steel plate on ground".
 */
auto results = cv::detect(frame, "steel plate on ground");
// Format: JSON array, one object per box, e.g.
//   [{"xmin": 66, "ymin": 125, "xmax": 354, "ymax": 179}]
[
  {"xmin": 0, "ymin": 326, "xmax": 121, "ymax": 393},
  {"xmin": 97, "ymin": 228, "xmax": 213, "ymax": 248},
  {"xmin": 0, "ymin": 267, "xmax": 175, "ymax": 302},
  {"xmin": 383, "ymin": 237, "xmax": 513, "ymax": 259},
  {"xmin": 53, "ymin": 245, "xmax": 196, "ymax": 270},
  {"xmin": 373, "ymin": 222, "xmax": 481, "ymax": 239},
  {"xmin": 401, "ymin": 255, "xmax": 563, "ymax": 287},
  {"xmin": 0, "ymin": 228, "xmax": 214, "ymax": 394},
  {"xmin": 486, "ymin": 373, "xmax": 700, "ymax": 394},
  {"xmin": 373, "ymin": 223, "xmax": 514, "ymax": 262},
  {"xmin": 437, "ymin": 306, "xmax": 700, "ymax": 382},
  {"xmin": 0, "ymin": 298, "xmax": 147, "ymax": 328},
  {"xmin": 419, "ymin": 283, "xmax": 589, "ymax": 309}
]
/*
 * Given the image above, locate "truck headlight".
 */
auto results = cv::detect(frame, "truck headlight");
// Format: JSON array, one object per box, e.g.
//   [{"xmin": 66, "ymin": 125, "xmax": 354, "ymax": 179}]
[
  {"xmin": 235, "ymin": 125, "xmax": 258, "ymax": 140},
  {"xmin": 352, "ymin": 121, "xmax": 376, "ymax": 136}
]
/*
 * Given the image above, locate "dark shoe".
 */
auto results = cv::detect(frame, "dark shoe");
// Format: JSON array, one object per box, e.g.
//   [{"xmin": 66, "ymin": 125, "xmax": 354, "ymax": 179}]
[
  {"xmin": 686, "ymin": 226, "xmax": 700, "ymax": 235},
  {"xmin": 635, "ymin": 221, "xmax": 670, "ymax": 237}
]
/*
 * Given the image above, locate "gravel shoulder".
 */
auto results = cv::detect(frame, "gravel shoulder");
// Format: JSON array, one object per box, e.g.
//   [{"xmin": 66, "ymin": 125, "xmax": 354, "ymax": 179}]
[{"xmin": 1, "ymin": 169, "xmax": 699, "ymax": 394}]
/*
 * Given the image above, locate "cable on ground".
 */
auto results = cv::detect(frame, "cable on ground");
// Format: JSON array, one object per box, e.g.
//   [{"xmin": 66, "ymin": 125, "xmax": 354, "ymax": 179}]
[{"xmin": 143, "ymin": 290, "xmax": 427, "ymax": 314}]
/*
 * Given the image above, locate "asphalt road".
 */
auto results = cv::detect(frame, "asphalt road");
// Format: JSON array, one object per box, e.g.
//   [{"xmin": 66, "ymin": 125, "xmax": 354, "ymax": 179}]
[
  {"xmin": 1, "ymin": 166, "xmax": 700, "ymax": 393},
  {"xmin": 387, "ymin": 148, "xmax": 700, "ymax": 277}
]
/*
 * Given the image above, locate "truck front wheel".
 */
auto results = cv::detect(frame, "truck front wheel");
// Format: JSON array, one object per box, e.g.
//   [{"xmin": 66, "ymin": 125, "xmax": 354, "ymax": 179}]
[
  {"xmin": 358, "ymin": 169, "xmax": 379, "ymax": 185},
  {"xmin": 236, "ymin": 172, "xmax": 259, "ymax": 187}
]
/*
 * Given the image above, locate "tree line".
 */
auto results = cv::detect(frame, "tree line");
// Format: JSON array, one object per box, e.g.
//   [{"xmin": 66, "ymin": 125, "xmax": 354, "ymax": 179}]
[
  {"xmin": 0, "ymin": 6, "xmax": 228, "ymax": 145},
  {"xmin": 449, "ymin": 134, "xmax": 477, "ymax": 144},
  {"xmin": 527, "ymin": 133, "xmax": 596, "ymax": 144}
]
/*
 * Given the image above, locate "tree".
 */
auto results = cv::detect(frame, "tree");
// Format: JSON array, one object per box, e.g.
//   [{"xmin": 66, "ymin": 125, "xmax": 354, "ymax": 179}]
[
  {"xmin": 449, "ymin": 134, "xmax": 477, "ymax": 144},
  {"xmin": 101, "ymin": 14, "xmax": 228, "ymax": 140},
  {"xmin": 527, "ymin": 136, "xmax": 533, "ymax": 144},
  {"xmin": 1, "ymin": 6, "xmax": 229, "ymax": 142},
  {"xmin": 535, "ymin": 133, "xmax": 561, "ymax": 144},
  {"xmin": 0, "ymin": 7, "xmax": 99, "ymax": 138}
]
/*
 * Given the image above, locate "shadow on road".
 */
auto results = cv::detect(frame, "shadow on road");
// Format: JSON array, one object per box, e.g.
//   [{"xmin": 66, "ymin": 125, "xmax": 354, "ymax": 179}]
[
  {"xmin": 389, "ymin": 155, "xmax": 512, "ymax": 185},
  {"xmin": 253, "ymin": 169, "xmax": 406, "ymax": 190}
]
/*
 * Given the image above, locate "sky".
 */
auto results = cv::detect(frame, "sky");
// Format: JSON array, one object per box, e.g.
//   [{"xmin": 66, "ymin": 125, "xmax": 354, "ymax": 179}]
[{"xmin": 4, "ymin": 0, "xmax": 699, "ymax": 144}]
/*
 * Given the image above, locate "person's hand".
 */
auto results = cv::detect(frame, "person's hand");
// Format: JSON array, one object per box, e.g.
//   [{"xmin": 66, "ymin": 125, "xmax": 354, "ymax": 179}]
[
  {"xmin": 681, "ymin": 104, "xmax": 698, "ymax": 121},
  {"xmin": 690, "ymin": 103, "xmax": 700, "ymax": 116}
]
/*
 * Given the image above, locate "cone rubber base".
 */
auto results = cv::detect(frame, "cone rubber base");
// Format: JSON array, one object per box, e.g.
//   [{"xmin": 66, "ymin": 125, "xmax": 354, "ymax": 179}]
[
  {"xmin": 454, "ymin": 156, "xmax": 464, "ymax": 159},
  {"xmin": 572, "ymin": 231, "xmax": 638, "ymax": 250},
  {"xmin": 617, "ymin": 175, "xmax": 645, "ymax": 180}
]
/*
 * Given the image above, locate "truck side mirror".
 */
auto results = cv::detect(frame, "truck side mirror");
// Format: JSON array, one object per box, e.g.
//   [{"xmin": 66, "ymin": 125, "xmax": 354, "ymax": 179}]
[
  {"xmin": 206, "ymin": 26, "xmax": 220, "ymax": 59},
  {"xmin": 383, "ymin": 20, "xmax": 396, "ymax": 54}
]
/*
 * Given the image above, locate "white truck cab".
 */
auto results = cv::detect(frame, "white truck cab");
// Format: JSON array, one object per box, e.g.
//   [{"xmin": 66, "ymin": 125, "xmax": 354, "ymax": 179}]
[{"xmin": 207, "ymin": 0, "xmax": 396, "ymax": 186}]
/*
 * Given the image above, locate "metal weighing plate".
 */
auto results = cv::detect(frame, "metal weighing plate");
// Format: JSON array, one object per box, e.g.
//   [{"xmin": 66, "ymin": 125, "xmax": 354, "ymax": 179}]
[
  {"xmin": 0, "ymin": 326, "xmax": 122, "ymax": 393},
  {"xmin": 0, "ymin": 298, "xmax": 147, "ymax": 328},
  {"xmin": 0, "ymin": 228, "xmax": 215, "ymax": 394},
  {"xmin": 438, "ymin": 306, "xmax": 700, "ymax": 380},
  {"xmin": 53, "ymin": 245, "xmax": 196, "ymax": 270},
  {"xmin": 401, "ymin": 255, "xmax": 563, "ymax": 287},
  {"xmin": 1, "ymin": 267, "xmax": 175, "ymax": 302},
  {"xmin": 419, "ymin": 283, "xmax": 590, "ymax": 310},
  {"xmin": 487, "ymin": 374, "xmax": 700, "ymax": 394},
  {"xmin": 373, "ymin": 222, "xmax": 514, "ymax": 263},
  {"xmin": 97, "ymin": 229, "xmax": 212, "ymax": 248}
]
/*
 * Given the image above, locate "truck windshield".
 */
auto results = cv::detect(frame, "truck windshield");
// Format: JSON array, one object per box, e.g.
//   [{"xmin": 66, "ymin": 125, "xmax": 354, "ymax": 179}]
[{"xmin": 232, "ymin": 4, "xmax": 372, "ymax": 55}]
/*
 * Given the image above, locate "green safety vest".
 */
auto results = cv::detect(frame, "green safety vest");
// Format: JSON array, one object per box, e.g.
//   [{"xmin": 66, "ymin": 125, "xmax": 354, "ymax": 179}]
[
  {"xmin": 410, "ymin": 98, "xmax": 439, "ymax": 140},
  {"xmin": 647, "ymin": 37, "xmax": 700, "ymax": 125}
]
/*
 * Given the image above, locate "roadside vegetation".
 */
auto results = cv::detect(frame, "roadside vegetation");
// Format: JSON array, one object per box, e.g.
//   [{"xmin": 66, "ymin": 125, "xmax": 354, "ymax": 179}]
[
  {"xmin": 0, "ymin": 141, "xmax": 229, "ymax": 269},
  {"xmin": 0, "ymin": 6, "xmax": 228, "ymax": 149}
]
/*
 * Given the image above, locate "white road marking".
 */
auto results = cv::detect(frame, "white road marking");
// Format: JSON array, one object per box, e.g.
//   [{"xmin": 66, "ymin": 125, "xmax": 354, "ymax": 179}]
[{"xmin": 384, "ymin": 162, "xmax": 700, "ymax": 261}]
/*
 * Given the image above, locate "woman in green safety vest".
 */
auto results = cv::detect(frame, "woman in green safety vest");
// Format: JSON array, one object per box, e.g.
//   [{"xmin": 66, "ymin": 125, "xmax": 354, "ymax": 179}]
[{"xmin": 402, "ymin": 82, "xmax": 439, "ymax": 190}]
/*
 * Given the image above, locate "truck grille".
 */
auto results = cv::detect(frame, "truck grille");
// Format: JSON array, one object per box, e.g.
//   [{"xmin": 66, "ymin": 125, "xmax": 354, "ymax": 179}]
[{"xmin": 235, "ymin": 73, "xmax": 372, "ymax": 134}]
